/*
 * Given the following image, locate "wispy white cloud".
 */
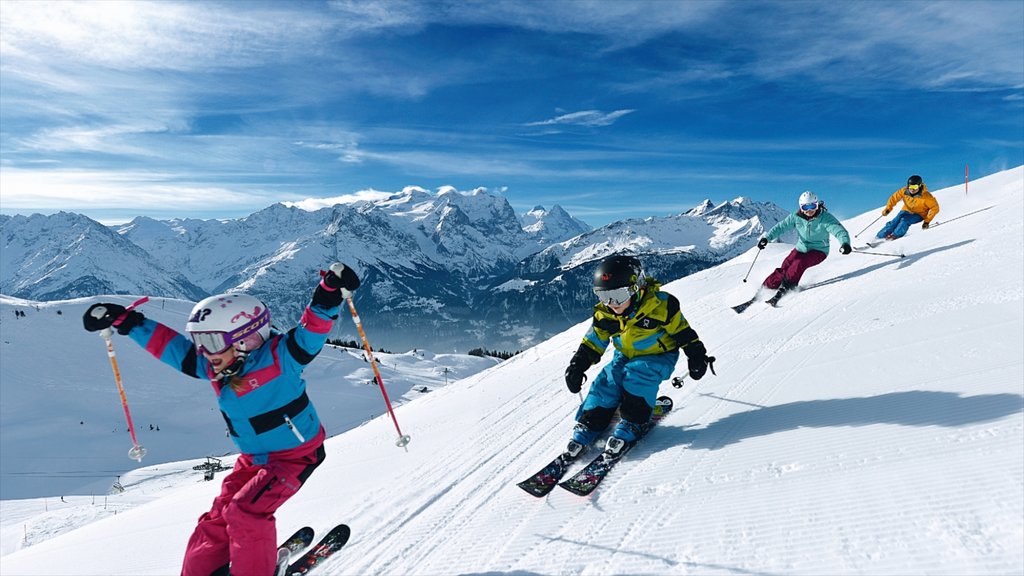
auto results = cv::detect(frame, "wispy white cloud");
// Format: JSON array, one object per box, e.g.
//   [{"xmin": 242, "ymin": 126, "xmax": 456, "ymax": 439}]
[
  {"xmin": 0, "ymin": 167, "xmax": 289, "ymax": 212},
  {"xmin": 525, "ymin": 109, "xmax": 636, "ymax": 128}
]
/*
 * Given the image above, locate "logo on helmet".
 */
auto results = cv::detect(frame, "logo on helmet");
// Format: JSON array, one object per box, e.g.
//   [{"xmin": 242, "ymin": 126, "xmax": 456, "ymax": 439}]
[
  {"xmin": 189, "ymin": 308, "xmax": 211, "ymax": 324},
  {"xmin": 231, "ymin": 307, "xmax": 263, "ymax": 324}
]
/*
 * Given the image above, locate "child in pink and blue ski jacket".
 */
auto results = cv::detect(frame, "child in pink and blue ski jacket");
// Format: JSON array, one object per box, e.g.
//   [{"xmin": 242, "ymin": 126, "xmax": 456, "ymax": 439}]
[{"xmin": 83, "ymin": 263, "xmax": 359, "ymax": 576}]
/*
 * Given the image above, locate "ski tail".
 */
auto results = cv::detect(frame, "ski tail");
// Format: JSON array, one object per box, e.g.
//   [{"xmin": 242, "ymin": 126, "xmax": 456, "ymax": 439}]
[{"xmin": 731, "ymin": 297, "xmax": 757, "ymax": 313}]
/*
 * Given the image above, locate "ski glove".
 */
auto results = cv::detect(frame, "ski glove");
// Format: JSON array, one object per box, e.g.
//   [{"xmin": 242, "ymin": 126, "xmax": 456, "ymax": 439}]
[
  {"xmin": 840, "ymin": 242, "xmax": 852, "ymax": 255},
  {"xmin": 82, "ymin": 303, "xmax": 144, "ymax": 335},
  {"xmin": 757, "ymin": 238, "xmax": 768, "ymax": 250},
  {"xmin": 565, "ymin": 344, "xmax": 601, "ymax": 394},
  {"xmin": 313, "ymin": 262, "xmax": 361, "ymax": 308},
  {"xmin": 882, "ymin": 208, "xmax": 891, "ymax": 216},
  {"xmin": 683, "ymin": 340, "xmax": 712, "ymax": 380},
  {"xmin": 921, "ymin": 221, "xmax": 930, "ymax": 229}
]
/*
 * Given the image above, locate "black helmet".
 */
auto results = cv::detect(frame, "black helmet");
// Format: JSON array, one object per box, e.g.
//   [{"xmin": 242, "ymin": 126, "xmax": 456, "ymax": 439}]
[
  {"xmin": 907, "ymin": 175, "xmax": 923, "ymax": 187},
  {"xmin": 593, "ymin": 255, "xmax": 644, "ymax": 290},
  {"xmin": 593, "ymin": 255, "xmax": 645, "ymax": 307}
]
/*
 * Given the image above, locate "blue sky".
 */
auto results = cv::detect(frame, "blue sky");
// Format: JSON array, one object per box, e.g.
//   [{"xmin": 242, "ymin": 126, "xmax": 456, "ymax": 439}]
[{"xmin": 1, "ymin": 0, "xmax": 1022, "ymax": 227}]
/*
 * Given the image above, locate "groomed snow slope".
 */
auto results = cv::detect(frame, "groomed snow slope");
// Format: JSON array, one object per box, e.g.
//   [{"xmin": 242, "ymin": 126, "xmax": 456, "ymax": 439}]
[{"xmin": 2, "ymin": 167, "xmax": 1022, "ymax": 575}]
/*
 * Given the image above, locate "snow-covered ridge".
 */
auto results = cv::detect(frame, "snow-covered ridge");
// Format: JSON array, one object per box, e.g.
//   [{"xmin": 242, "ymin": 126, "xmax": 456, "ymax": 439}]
[{"xmin": 2, "ymin": 189, "xmax": 787, "ymax": 352}]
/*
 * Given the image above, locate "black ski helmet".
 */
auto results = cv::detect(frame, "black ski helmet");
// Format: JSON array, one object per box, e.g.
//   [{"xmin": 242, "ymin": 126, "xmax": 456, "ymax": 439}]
[
  {"xmin": 593, "ymin": 255, "xmax": 645, "ymax": 290},
  {"xmin": 907, "ymin": 175, "xmax": 923, "ymax": 187}
]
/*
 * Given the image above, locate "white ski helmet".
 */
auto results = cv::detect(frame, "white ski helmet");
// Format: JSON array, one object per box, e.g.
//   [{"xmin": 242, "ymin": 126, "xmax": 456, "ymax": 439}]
[
  {"xmin": 186, "ymin": 293, "xmax": 271, "ymax": 354},
  {"xmin": 798, "ymin": 191, "xmax": 819, "ymax": 210}
]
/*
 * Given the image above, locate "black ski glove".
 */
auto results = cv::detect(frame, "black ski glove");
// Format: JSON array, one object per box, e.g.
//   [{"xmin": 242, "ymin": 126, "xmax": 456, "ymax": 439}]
[
  {"xmin": 921, "ymin": 221, "xmax": 930, "ymax": 230},
  {"xmin": 565, "ymin": 344, "xmax": 600, "ymax": 394},
  {"xmin": 83, "ymin": 303, "xmax": 145, "ymax": 335},
  {"xmin": 757, "ymin": 238, "xmax": 768, "ymax": 250},
  {"xmin": 312, "ymin": 262, "xmax": 360, "ymax": 308},
  {"xmin": 683, "ymin": 340, "xmax": 712, "ymax": 380},
  {"xmin": 840, "ymin": 242, "xmax": 852, "ymax": 255}
]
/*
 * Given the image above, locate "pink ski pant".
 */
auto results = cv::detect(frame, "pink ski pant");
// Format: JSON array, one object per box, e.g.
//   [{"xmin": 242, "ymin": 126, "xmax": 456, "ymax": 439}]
[
  {"xmin": 181, "ymin": 443, "xmax": 324, "ymax": 576},
  {"xmin": 762, "ymin": 249, "xmax": 827, "ymax": 290}
]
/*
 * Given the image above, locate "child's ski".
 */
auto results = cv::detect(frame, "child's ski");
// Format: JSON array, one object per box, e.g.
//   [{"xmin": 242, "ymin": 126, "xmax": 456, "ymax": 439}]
[{"xmin": 285, "ymin": 523, "xmax": 351, "ymax": 575}]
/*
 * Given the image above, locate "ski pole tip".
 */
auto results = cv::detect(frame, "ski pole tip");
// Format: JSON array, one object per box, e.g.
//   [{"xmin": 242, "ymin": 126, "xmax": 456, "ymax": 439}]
[{"xmin": 395, "ymin": 434, "xmax": 411, "ymax": 448}]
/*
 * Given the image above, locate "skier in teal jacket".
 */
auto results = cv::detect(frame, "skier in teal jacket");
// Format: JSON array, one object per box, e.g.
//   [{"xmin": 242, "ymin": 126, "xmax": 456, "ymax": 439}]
[{"xmin": 756, "ymin": 191, "xmax": 852, "ymax": 304}]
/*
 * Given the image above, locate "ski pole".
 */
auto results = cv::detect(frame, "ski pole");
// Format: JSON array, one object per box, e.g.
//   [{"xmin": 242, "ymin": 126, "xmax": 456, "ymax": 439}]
[
  {"xmin": 852, "ymin": 249, "xmax": 905, "ymax": 259},
  {"xmin": 741, "ymin": 246, "xmax": 762, "ymax": 283},
  {"xmin": 93, "ymin": 297, "xmax": 150, "ymax": 462},
  {"xmin": 855, "ymin": 214, "xmax": 884, "ymax": 238},
  {"xmin": 928, "ymin": 205, "xmax": 994, "ymax": 229},
  {"xmin": 345, "ymin": 297, "xmax": 411, "ymax": 448}
]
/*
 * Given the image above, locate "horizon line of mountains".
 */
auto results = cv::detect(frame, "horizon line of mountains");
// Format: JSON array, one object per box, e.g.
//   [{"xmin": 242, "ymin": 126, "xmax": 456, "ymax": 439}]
[{"xmin": 1, "ymin": 188, "xmax": 788, "ymax": 351}]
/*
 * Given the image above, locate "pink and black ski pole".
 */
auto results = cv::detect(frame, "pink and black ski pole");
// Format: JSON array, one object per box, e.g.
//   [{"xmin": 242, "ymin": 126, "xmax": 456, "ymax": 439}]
[{"xmin": 91, "ymin": 296, "xmax": 149, "ymax": 462}]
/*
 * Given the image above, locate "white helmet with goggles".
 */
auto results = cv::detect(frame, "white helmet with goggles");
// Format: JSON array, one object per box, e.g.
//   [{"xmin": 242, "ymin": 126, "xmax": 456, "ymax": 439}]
[
  {"xmin": 798, "ymin": 191, "xmax": 820, "ymax": 212},
  {"xmin": 186, "ymin": 293, "xmax": 271, "ymax": 355}
]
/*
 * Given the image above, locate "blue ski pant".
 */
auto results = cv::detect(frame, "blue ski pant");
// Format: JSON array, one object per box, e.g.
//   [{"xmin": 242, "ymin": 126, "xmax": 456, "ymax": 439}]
[
  {"xmin": 877, "ymin": 210, "xmax": 923, "ymax": 239},
  {"xmin": 577, "ymin": 349, "xmax": 678, "ymax": 429}
]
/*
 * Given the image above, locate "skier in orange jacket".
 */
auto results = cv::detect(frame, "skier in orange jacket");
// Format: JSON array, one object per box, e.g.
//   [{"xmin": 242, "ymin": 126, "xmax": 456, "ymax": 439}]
[{"xmin": 876, "ymin": 175, "xmax": 940, "ymax": 240}]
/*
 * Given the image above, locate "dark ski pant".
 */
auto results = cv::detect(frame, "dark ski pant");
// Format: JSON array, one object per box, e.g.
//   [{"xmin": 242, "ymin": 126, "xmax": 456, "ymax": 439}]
[
  {"xmin": 181, "ymin": 440, "xmax": 325, "ymax": 576},
  {"xmin": 763, "ymin": 249, "xmax": 827, "ymax": 290},
  {"xmin": 876, "ymin": 210, "xmax": 924, "ymax": 239}
]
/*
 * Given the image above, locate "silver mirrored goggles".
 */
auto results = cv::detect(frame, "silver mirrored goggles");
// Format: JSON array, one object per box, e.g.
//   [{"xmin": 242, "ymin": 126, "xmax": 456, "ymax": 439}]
[
  {"xmin": 191, "ymin": 331, "xmax": 232, "ymax": 355},
  {"xmin": 594, "ymin": 286, "xmax": 634, "ymax": 306}
]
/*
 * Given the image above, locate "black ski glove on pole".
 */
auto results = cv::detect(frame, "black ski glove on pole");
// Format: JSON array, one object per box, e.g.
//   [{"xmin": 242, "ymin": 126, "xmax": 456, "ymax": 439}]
[
  {"xmin": 840, "ymin": 242, "xmax": 852, "ymax": 255},
  {"xmin": 565, "ymin": 344, "xmax": 600, "ymax": 394},
  {"xmin": 757, "ymin": 238, "xmax": 768, "ymax": 250},
  {"xmin": 83, "ymin": 303, "xmax": 145, "ymax": 335},
  {"xmin": 313, "ymin": 262, "xmax": 361, "ymax": 308},
  {"xmin": 683, "ymin": 340, "xmax": 714, "ymax": 380}
]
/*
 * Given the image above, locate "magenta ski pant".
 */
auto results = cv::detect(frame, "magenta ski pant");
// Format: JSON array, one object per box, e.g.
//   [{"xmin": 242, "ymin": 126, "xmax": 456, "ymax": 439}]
[
  {"xmin": 181, "ymin": 436, "xmax": 325, "ymax": 576},
  {"xmin": 762, "ymin": 249, "xmax": 827, "ymax": 289}
]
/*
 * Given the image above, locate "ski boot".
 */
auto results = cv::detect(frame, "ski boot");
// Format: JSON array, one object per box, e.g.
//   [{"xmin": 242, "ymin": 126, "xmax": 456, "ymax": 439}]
[
  {"xmin": 606, "ymin": 420, "xmax": 643, "ymax": 455},
  {"xmin": 766, "ymin": 281, "xmax": 793, "ymax": 307},
  {"xmin": 567, "ymin": 422, "xmax": 600, "ymax": 459}
]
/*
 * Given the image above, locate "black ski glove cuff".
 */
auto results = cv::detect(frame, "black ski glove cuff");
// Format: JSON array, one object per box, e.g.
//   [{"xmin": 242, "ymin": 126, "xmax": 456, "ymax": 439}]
[
  {"xmin": 312, "ymin": 284, "xmax": 345, "ymax": 309},
  {"xmin": 114, "ymin": 310, "xmax": 145, "ymax": 335}
]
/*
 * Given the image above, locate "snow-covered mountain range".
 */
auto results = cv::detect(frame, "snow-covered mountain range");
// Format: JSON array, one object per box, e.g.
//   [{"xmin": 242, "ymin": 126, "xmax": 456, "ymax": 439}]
[{"xmin": 1, "ymin": 187, "xmax": 787, "ymax": 352}]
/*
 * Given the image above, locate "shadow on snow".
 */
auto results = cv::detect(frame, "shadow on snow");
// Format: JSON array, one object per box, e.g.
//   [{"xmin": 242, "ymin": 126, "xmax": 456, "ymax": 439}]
[
  {"xmin": 659, "ymin": 389, "xmax": 1022, "ymax": 450},
  {"xmin": 803, "ymin": 239, "xmax": 974, "ymax": 291}
]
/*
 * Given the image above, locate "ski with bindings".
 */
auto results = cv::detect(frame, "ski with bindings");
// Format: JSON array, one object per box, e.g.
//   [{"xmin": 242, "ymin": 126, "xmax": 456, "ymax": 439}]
[
  {"xmin": 516, "ymin": 411, "xmax": 624, "ymax": 497},
  {"xmin": 210, "ymin": 525, "xmax": 314, "ymax": 576},
  {"xmin": 285, "ymin": 523, "xmax": 351, "ymax": 575},
  {"xmin": 558, "ymin": 396, "xmax": 674, "ymax": 497}
]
